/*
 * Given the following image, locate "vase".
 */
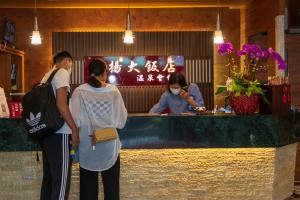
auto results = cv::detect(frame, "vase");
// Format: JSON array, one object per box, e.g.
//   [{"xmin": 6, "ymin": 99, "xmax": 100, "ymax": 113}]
[{"xmin": 230, "ymin": 94, "xmax": 259, "ymax": 115}]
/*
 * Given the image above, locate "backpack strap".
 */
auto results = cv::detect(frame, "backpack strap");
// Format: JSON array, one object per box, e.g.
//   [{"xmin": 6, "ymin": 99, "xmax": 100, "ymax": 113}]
[
  {"xmin": 46, "ymin": 68, "xmax": 61, "ymax": 84},
  {"xmin": 46, "ymin": 68, "xmax": 71, "ymax": 104}
]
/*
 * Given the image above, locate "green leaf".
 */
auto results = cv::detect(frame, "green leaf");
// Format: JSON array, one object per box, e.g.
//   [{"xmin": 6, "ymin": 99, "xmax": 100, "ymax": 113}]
[
  {"xmin": 215, "ymin": 86, "xmax": 227, "ymax": 95},
  {"xmin": 246, "ymin": 91, "xmax": 251, "ymax": 96},
  {"xmin": 235, "ymin": 91, "xmax": 241, "ymax": 96},
  {"xmin": 261, "ymin": 94, "xmax": 270, "ymax": 104}
]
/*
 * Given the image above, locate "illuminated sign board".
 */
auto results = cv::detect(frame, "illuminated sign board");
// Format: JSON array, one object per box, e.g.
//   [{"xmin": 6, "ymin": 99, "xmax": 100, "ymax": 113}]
[{"xmin": 84, "ymin": 56, "xmax": 184, "ymax": 85}]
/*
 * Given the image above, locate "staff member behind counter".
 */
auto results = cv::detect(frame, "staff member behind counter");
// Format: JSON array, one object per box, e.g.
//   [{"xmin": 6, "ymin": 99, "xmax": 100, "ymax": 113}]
[{"xmin": 149, "ymin": 72, "xmax": 205, "ymax": 114}]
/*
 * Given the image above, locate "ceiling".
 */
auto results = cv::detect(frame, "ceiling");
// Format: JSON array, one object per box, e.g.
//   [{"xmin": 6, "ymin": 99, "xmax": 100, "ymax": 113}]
[{"xmin": 0, "ymin": 0, "xmax": 249, "ymax": 9}]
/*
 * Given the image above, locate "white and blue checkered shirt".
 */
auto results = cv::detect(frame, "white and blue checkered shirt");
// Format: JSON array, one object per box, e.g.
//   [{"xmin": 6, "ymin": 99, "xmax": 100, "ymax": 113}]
[{"xmin": 70, "ymin": 83, "xmax": 127, "ymax": 171}]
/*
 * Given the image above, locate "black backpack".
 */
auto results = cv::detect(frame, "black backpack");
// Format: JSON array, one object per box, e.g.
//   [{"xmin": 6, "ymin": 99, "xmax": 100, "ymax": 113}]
[{"xmin": 22, "ymin": 69, "xmax": 64, "ymax": 139}]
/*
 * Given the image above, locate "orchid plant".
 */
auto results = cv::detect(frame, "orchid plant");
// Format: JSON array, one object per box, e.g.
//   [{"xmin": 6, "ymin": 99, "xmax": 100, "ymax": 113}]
[{"xmin": 215, "ymin": 42, "xmax": 287, "ymax": 98}]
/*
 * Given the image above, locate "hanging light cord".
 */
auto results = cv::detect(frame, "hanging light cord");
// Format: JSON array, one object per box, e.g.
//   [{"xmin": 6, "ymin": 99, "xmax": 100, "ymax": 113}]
[
  {"xmin": 128, "ymin": 0, "xmax": 130, "ymax": 27},
  {"xmin": 126, "ymin": 0, "xmax": 131, "ymax": 30},
  {"xmin": 217, "ymin": 0, "xmax": 220, "ymax": 30},
  {"xmin": 34, "ymin": 0, "xmax": 37, "ymax": 15}
]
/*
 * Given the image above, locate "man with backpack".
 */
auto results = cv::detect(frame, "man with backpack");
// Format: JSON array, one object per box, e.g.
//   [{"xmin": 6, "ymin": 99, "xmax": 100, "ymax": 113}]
[{"xmin": 39, "ymin": 51, "xmax": 79, "ymax": 200}]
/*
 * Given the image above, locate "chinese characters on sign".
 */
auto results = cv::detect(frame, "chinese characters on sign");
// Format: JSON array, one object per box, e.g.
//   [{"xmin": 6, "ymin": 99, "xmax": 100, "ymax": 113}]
[
  {"xmin": 84, "ymin": 56, "xmax": 184, "ymax": 86},
  {"xmin": 128, "ymin": 61, "xmax": 140, "ymax": 73},
  {"xmin": 109, "ymin": 61, "xmax": 122, "ymax": 73}
]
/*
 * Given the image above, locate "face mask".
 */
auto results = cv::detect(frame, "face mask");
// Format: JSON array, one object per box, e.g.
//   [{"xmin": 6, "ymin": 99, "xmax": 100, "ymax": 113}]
[{"xmin": 170, "ymin": 88, "xmax": 181, "ymax": 95}]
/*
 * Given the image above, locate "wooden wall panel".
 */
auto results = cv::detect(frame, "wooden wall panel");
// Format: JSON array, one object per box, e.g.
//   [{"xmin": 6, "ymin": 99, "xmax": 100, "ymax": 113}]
[
  {"xmin": 53, "ymin": 31, "xmax": 214, "ymax": 111},
  {"xmin": 286, "ymin": 34, "xmax": 300, "ymax": 109},
  {"xmin": 0, "ymin": 8, "xmax": 240, "ymax": 99},
  {"xmin": 244, "ymin": 0, "xmax": 283, "ymax": 76},
  {"xmin": 52, "ymin": 32, "xmax": 213, "ymax": 59},
  {"xmin": 0, "ymin": 54, "xmax": 11, "ymax": 92},
  {"xmin": 244, "ymin": 0, "xmax": 300, "ymax": 111}
]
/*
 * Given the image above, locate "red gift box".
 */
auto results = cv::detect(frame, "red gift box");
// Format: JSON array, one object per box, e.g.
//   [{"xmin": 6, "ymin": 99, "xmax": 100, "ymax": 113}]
[
  {"xmin": 8, "ymin": 102, "xmax": 23, "ymax": 118},
  {"xmin": 259, "ymin": 84, "xmax": 291, "ymax": 116}
]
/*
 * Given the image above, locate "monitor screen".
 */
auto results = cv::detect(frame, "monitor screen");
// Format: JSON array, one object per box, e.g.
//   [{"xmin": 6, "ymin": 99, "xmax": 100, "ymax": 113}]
[{"xmin": 3, "ymin": 18, "xmax": 15, "ymax": 44}]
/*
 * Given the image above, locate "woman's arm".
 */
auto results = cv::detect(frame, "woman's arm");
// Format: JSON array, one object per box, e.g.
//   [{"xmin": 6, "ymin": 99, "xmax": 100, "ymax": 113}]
[
  {"xmin": 180, "ymin": 84, "xmax": 205, "ymax": 109},
  {"xmin": 149, "ymin": 92, "xmax": 169, "ymax": 114}
]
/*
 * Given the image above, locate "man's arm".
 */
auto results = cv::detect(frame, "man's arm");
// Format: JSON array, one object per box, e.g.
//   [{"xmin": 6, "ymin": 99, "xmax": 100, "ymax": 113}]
[{"xmin": 56, "ymin": 87, "xmax": 80, "ymax": 147}]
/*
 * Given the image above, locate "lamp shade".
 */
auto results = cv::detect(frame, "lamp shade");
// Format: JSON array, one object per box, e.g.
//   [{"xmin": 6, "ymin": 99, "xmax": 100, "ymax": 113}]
[
  {"xmin": 30, "ymin": 16, "xmax": 41, "ymax": 45},
  {"xmin": 123, "ymin": 12, "xmax": 134, "ymax": 44},
  {"xmin": 123, "ymin": 30, "xmax": 134, "ymax": 44},
  {"xmin": 213, "ymin": 12, "xmax": 224, "ymax": 44},
  {"xmin": 214, "ymin": 30, "xmax": 224, "ymax": 44},
  {"xmin": 31, "ymin": 30, "xmax": 41, "ymax": 45}
]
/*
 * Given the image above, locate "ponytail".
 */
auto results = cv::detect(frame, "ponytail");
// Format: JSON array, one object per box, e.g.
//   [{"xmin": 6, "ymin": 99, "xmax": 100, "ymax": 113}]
[
  {"xmin": 87, "ymin": 76, "xmax": 101, "ymax": 88},
  {"xmin": 87, "ymin": 58, "xmax": 107, "ymax": 88}
]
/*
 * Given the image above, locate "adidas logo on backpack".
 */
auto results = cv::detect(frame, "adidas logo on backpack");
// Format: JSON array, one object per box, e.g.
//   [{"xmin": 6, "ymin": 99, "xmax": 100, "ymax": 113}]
[
  {"xmin": 26, "ymin": 112, "xmax": 42, "ymax": 126},
  {"xmin": 25, "ymin": 112, "xmax": 47, "ymax": 133}
]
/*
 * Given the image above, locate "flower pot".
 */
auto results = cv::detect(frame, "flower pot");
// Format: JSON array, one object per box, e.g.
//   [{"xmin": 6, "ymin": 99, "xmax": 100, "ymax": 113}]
[{"xmin": 230, "ymin": 94, "xmax": 259, "ymax": 115}]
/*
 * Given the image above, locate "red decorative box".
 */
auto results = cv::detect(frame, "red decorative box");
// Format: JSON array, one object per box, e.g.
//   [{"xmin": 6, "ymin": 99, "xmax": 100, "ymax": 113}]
[
  {"xmin": 8, "ymin": 102, "xmax": 23, "ymax": 118},
  {"xmin": 259, "ymin": 84, "xmax": 291, "ymax": 116}
]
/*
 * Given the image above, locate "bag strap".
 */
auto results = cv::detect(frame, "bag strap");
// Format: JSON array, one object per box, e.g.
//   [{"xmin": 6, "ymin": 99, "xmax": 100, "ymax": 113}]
[
  {"xmin": 45, "ymin": 68, "xmax": 70, "ymax": 104},
  {"xmin": 46, "ymin": 68, "xmax": 61, "ymax": 84}
]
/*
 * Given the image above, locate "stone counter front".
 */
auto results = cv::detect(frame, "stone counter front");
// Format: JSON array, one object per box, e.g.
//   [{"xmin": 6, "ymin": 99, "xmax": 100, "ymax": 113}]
[
  {"xmin": 0, "ymin": 145, "xmax": 297, "ymax": 200},
  {"xmin": 0, "ymin": 114, "xmax": 298, "ymax": 199}
]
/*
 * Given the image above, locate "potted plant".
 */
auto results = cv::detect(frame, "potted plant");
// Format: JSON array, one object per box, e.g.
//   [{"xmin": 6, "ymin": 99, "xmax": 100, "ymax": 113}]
[{"xmin": 215, "ymin": 42, "xmax": 287, "ymax": 114}]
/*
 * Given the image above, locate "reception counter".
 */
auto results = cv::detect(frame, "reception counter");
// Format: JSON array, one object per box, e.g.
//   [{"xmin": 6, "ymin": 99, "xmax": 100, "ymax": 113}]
[
  {"xmin": 0, "ymin": 113, "xmax": 298, "ymax": 151},
  {"xmin": 0, "ymin": 113, "xmax": 299, "ymax": 200}
]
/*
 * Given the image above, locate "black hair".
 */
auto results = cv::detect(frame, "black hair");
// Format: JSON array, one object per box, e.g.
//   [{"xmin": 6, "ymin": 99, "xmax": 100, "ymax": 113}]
[
  {"xmin": 167, "ymin": 72, "xmax": 188, "ymax": 93},
  {"xmin": 53, "ymin": 51, "xmax": 73, "ymax": 64},
  {"xmin": 87, "ymin": 59, "xmax": 107, "ymax": 88}
]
